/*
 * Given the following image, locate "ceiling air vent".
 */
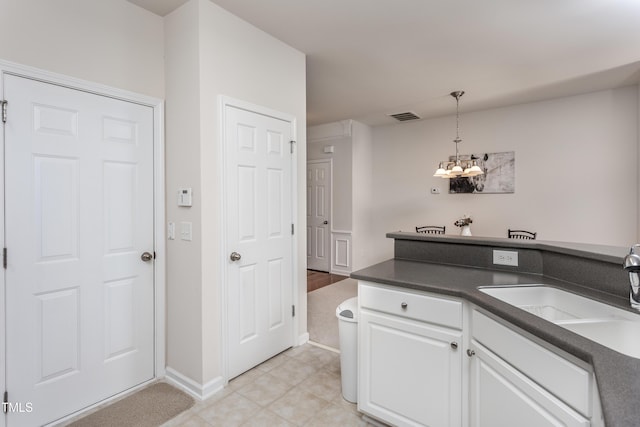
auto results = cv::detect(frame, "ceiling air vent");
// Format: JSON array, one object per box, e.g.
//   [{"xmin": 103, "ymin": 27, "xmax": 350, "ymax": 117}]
[{"xmin": 388, "ymin": 111, "xmax": 421, "ymax": 122}]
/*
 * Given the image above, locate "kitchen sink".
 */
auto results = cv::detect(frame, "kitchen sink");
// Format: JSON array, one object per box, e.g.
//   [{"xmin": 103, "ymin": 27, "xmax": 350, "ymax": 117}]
[{"xmin": 479, "ymin": 285, "xmax": 640, "ymax": 358}]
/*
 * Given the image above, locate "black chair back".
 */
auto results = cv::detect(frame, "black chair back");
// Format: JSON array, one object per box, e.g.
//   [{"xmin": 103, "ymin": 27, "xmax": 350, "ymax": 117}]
[
  {"xmin": 508, "ymin": 229, "xmax": 537, "ymax": 240},
  {"xmin": 416, "ymin": 225, "xmax": 446, "ymax": 235}
]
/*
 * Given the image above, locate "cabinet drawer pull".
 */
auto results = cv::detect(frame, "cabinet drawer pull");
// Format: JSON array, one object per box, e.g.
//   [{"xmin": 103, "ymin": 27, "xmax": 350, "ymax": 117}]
[
  {"xmin": 451, "ymin": 342, "xmax": 458, "ymax": 350},
  {"xmin": 401, "ymin": 302, "xmax": 408, "ymax": 309},
  {"xmin": 467, "ymin": 349, "xmax": 476, "ymax": 357}
]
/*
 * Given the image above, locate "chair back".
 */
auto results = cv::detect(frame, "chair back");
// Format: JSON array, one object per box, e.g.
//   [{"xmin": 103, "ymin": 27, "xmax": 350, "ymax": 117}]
[
  {"xmin": 416, "ymin": 225, "xmax": 446, "ymax": 235},
  {"xmin": 508, "ymin": 229, "xmax": 537, "ymax": 240}
]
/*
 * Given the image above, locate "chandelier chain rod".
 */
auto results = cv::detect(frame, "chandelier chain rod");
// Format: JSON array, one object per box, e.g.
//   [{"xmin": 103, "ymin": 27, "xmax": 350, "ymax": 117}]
[{"xmin": 454, "ymin": 93, "xmax": 460, "ymax": 162}]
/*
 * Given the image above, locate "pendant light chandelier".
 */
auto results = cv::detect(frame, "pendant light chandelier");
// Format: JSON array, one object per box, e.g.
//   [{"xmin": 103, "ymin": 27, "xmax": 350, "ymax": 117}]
[{"xmin": 433, "ymin": 91, "xmax": 484, "ymax": 178}]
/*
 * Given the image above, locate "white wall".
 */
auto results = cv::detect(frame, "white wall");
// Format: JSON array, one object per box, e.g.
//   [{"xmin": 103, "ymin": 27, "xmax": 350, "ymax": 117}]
[
  {"xmin": 164, "ymin": 0, "xmax": 204, "ymax": 386},
  {"xmin": 165, "ymin": 0, "xmax": 306, "ymax": 389},
  {"xmin": 0, "ymin": 0, "xmax": 164, "ymax": 98},
  {"xmin": 351, "ymin": 121, "xmax": 376, "ymax": 270},
  {"xmin": 369, "ymin": 87, "xmax": 638, "ymax": 262}
]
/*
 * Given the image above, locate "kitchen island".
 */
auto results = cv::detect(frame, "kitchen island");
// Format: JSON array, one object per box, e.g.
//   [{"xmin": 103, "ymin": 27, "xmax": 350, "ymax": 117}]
[{"xmin": 351, "ymin": 233, "xmax": 637, "ymax": 427}]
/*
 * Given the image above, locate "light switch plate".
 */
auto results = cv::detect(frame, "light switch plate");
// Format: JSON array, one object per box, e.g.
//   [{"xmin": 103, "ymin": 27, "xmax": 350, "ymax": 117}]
[
  {"xmin": 180, "ymin": 222, "xmax": 192, "ymax": 241},
  {"xmin": 493, "ymin": 249, "xmax": 518, "ymax": 266},
  {"xmin": 167, "ymin": 222, "xmax": 175, "ymax": 240}
]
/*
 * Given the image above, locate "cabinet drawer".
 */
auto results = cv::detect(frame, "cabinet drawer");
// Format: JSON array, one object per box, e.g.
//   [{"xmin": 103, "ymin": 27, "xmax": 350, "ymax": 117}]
[
  {"xmin": 472, "ymin": 309, "xmax": 591, "ymax": 417},
  {"xmin": 359, "ymin": 281, "xmax": 462, "ymax": 329}
]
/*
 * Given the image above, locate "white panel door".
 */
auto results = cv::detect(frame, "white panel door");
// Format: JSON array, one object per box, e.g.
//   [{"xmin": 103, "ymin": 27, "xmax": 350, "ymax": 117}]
[
  {"xmin": 4, "ymin": 74, "xmax": 155, "ymax": 426},
  {"xmin": 225, "ymin": 104, "xmax": 294, "ymax": 380},
  {"xmin": 306, "ymin": 160, "xmax": 330, "ymax": 272}
]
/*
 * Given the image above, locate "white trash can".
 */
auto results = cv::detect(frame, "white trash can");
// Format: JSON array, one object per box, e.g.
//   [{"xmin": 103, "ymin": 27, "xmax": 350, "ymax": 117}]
[{"xmin": 336, "ymin": 296, "xmax": 358, "ymax": 403}]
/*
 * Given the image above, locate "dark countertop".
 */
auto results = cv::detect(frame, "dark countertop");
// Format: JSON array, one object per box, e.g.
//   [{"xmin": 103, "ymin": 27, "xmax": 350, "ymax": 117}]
[{"xmin": 351, "ymin": 258, "xmax": 640, "ymax": 427}]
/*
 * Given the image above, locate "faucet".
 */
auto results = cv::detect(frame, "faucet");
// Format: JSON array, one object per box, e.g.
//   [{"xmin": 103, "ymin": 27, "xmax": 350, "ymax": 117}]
[{"xmin": 623, "ymin": 244, "xmax": 640, "ymax": 310}]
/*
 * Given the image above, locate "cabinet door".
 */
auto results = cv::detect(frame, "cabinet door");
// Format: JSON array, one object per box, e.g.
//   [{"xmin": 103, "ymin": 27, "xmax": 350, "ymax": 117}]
[
  {"xmin": 469, "ymin": 342, "xmax": 589, "ymax": 427},
  {"xmin": 359, "ymin": 309, "xmax": 462, "ymax": 427}
]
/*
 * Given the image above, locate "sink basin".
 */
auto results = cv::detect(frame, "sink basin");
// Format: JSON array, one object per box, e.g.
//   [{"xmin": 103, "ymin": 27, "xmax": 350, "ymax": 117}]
[
  {"xmin": 561, "ymin": 320, "xmax": 640, "ymax": 359},
  {"xmin": 479, "ymin": 285, "xmax": 640, "ymax": 358},
  {"xmin": 479, "ymin": 285, "xmax": 626, "ymax": 322}
]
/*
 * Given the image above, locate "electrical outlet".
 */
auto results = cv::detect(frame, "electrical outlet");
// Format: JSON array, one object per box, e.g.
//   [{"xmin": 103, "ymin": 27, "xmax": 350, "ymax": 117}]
[
  {"xmin": 430, "ymin": 187, "xmax": 441, "ymax": 194},
  {"xmin": 493, "ymin": 250, "xmax": 518, "ymax": 266}
]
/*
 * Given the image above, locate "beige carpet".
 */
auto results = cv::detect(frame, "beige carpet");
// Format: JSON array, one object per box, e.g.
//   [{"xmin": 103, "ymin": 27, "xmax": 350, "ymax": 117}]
[
  {"xmin": 307, "ymin": 278, "xmax": 358, "ymax": 350},
  {"xmin": 68, "ymin": 382, "xmax": 194, "ymax": 427}
]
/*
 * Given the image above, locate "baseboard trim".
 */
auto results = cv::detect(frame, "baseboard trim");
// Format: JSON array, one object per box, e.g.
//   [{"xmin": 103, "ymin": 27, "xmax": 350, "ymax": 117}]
[
  {"xmin": 297, "ymin": 332, "xmax": 309, "ymax": 346},
  {"xmin": 330, "ymin": 267, "xmax": 352, "ymax": 276},
  {"xmin": 308, "ymin": 340, "xmax": 340, "ymax": 354},
  {"xmin": 164, "ymin": 367, "xmax": 224, "ymax": 401}
]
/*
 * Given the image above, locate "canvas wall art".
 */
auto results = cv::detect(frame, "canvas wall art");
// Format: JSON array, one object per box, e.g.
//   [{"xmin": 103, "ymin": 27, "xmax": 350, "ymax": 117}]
[{"xmin": 449, "ymin": 151, "xmax": 515, "ymax": 194}]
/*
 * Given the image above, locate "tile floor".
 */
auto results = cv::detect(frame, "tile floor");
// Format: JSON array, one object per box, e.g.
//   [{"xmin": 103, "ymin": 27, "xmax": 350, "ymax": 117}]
[{"xmin": 161, "ymin": 343, "xmax": 380, "ymax": 427}]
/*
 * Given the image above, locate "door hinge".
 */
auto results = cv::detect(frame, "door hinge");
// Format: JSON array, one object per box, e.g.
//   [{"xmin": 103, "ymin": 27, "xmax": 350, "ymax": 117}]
[
  {"xmin": 291, "ymin": 224, "xmax": 294, "ymax": 235},
  {"xmin": 289, "ymin": 140, "xmax": 296, "ymax": 154},
  {"xmin": 1, "ymin": 100, "xmax": 7, "ymax": 124},
  {"xmin": 3, "ymin": 391, "xmax": 7, "ymax": 414},
  {"xmin": 3, "ymin": 248, "xmax": 6, "ymax": 269},
  {"xmin": 292, "ymin": 305, "xmax": 296, "ymax": 317}
]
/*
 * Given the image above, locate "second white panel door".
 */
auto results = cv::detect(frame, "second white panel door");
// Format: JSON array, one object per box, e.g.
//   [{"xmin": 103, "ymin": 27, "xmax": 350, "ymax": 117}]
[{"xmin": 225, "ymin": 104, "xmax": 295, "ymax": 380}]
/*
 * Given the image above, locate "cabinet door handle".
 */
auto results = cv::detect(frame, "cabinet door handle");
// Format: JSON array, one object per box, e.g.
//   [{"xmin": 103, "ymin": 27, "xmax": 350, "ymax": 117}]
[
  {"xmin": 450, "ymin": 342, "xmax": 458, "ymax": 350},
  {"xmin": 400, "ymin": 302, "xmax": 408, "ymax": 309},
  {"xmin": 466, "ymin": 349, "xmax": 476, "ymax": 357}
]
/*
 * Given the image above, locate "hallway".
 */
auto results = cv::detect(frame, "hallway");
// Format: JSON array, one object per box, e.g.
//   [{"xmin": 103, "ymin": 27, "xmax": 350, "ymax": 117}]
[{"xmin": 307, "ymin": 270, "xmax": 348, "ymax": 292}]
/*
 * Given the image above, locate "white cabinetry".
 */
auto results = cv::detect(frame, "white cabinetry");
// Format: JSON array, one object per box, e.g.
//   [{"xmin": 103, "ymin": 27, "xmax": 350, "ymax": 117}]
[
  {"xmin": 358, "ymin": 281, "xmax": 464, "ymax": 427},
  {"xmin": 357, "ymin": 281, "xmax": 604, "ymax": 427},
  {"xmin": 469, "ymin": 310, "xmax": 594, "ymax": 427}
]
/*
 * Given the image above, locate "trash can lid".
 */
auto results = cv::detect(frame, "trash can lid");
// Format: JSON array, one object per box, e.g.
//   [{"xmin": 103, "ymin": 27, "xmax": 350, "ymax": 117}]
[{"xmin": 336, "ymin": 296, "xmax": 358, "ymax": 322}]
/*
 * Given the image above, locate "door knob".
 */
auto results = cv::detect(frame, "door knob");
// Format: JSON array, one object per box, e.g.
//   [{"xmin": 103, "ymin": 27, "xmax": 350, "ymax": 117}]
[
  {"xmin": 323, "ymin": 220, "xmax": 328, "ymax": 224},
  {"xmin": 230, "ymin": 252, "xmax": 242, "ymax": 262},
  {"xmin": 467, "ymin": 349, "xmax": 476, "ymax": 357},
  {"xmin": 141, "ymin": 252, "xmax": 153, "ymax": 262}
]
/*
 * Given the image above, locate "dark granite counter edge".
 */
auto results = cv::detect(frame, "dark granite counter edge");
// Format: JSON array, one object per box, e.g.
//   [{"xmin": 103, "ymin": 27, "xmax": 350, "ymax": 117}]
[
  {"xmin": 387, "ymin": 232, "xmax": 629, "ymax": 265},
  {"xmin": 351, "ymin": 259, "xmax": 639, "ymax": 427}
]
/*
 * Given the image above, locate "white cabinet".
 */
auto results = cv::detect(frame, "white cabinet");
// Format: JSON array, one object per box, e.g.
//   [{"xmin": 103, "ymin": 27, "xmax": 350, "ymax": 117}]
[
  {"xmin": 469, "ymin": 343, "xmax": 589, "ymax": 427},
  {"xmin": 357, "ymin": 282, "xmax": 603, "ymax": 427},
  {"xmin": 358, "ymin": 282, "xmax": 464, "ymax": 427},
  {"xmin": 469, "ymin": 310, "xmax": 593, "ymax": 427}
]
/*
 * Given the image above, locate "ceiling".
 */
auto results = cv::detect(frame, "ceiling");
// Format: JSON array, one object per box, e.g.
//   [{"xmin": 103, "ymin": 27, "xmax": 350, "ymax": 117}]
[{"xmin": 128, "ymin": 0, "xmax": 640, "ymax": 126}]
